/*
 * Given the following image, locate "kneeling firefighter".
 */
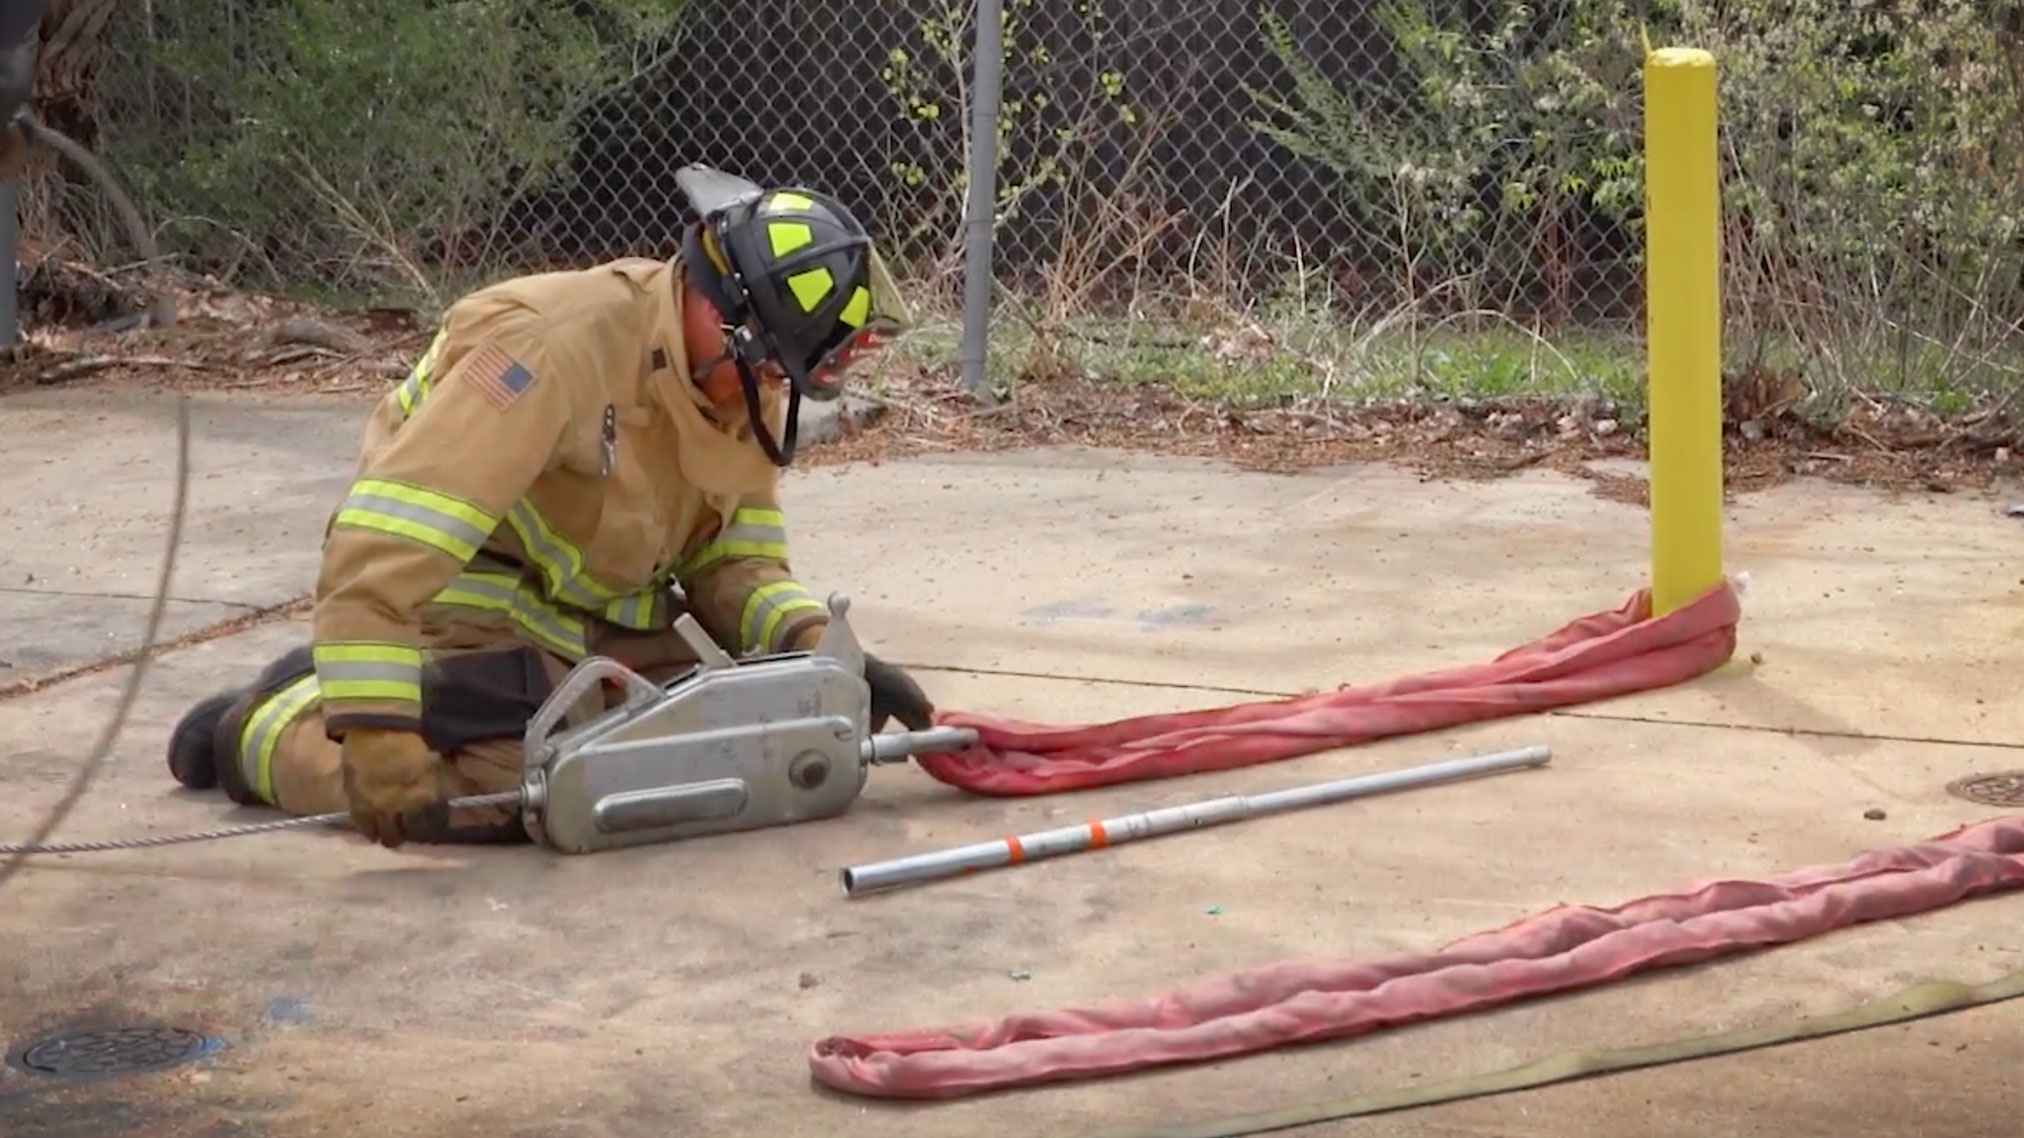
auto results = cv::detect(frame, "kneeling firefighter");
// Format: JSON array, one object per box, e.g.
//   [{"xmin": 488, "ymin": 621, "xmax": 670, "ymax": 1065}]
[{"xmin": 166, "ymin": 165, "xmax": 935, "ymax": 849}]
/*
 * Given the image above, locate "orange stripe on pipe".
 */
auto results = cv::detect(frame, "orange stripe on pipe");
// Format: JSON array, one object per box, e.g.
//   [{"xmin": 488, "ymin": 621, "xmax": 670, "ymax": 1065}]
[
  {"xmin": 1004, "ymin": 836, "xmax": 1025, "ymax": 864},
  {"xmin": 1088, "ymin": 820, "xmax": 1109, "ymax": 848}
]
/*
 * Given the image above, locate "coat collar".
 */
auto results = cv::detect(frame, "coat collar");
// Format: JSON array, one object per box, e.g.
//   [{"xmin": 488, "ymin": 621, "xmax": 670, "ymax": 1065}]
[{"xmin": 634, "ymin": 258, "xmax": 786, "ymax": 496}]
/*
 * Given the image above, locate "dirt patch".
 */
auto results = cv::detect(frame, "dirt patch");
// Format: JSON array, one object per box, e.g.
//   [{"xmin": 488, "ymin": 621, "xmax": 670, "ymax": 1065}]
[
  {"xmin": 0, "ymin": 258, "xmax": 427, "ymax": 399},
  {"xmin": 808, "ymin": 368, "xmax": 2024, "ymax": 505},
  {"xmin": 3, "ymin": 272, "xmax": 2018, "ymax": 505}
]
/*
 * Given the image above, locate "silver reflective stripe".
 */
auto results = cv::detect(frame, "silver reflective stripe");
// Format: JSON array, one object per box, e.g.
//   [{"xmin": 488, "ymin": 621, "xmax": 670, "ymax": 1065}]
[
  {"xmin": 601, "ymin": 590, "xmax": 663, "ymax": 630},
  {"xmin": 396, "ymin": 328, "xmax": 448, "ymax": 419},
  {"xmin": 430, "ymin": 571, "xmax": 589, "ymax": 659},
  {"xmin": 315, "ymin": 658, "xmax": 419, "ymax": 685},
  {"xmin": 236, "ymin": 673, "xmax": 321, "ymax": 804},
  {"xmin": 395, "ymin": 368, "xmax": 429, "ymax": 417},
  {"xmin": 681, "ymin": 508, "xmax": 791, "ymax": 575},
  {"xmin": 739, "ymin": 580, "xmax": 826, "ymax": 654},
  {"xmin": 312, "ymin": 643, "xmax": 424, "ymax": 704},
  {"xmin": 444, "ymin": 573, "xmax": 516, "ymax": 606},
  {"xmin": 508, "ymin": 594, "xmax": 589, "ymax": 658},
  {"xmin": 338, "ymin": 488, "xmax": 494, "ymax": 561},
  {"xmin": 504, "ymin": 499, "xmax": 627, "ymax": 609}
]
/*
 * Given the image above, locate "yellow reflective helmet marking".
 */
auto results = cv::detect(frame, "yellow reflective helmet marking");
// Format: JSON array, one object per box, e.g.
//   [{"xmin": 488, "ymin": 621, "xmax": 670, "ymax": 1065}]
[
  {"xmin": 839, "ymin": 285, "xmax": 871, "ymax": 328},
  {"xmin": 787, "ymin": 267, "xmax": 833, "ymax": 313},
  {"xmin": 769, "ymin": 221, "xmax": 814, "ymax": 256}
]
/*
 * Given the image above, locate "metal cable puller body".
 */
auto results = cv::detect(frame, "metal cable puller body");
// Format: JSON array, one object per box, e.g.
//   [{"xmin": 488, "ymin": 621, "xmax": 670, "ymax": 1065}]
[
  {"xmin": 522, "ymin": 592, "xmax": 975, "ymax": 853},
  {"xmin": 0, "ymin": 593, "xmax": 977, "ymax": 857}
]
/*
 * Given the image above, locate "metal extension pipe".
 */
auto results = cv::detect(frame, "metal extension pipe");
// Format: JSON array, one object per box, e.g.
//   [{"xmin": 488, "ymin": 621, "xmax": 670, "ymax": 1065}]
[{"xmin": 839, "ymin": 744, "xmax": 1553, "ymax": 896}]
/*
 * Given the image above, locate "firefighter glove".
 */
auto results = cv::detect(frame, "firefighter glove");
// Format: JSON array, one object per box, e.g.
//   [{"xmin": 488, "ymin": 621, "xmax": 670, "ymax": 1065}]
[
  {"xmin": 339, "ymin": 726, "xmax": 448, "ymax": 849},
  {"xmin": 863, "ymin": 653, "xmax": 934, "ymax": 732}
]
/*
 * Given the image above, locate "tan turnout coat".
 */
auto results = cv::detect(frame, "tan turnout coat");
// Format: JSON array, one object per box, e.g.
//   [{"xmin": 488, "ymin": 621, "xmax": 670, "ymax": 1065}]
[{"xmin": 308, "ymin": 257, "xmax": 831, "ymax": 735}]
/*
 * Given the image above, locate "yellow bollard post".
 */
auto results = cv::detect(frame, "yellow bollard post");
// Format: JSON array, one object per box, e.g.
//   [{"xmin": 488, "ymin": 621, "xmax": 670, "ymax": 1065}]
[{"xmin": 1643, "ymin": 47, "xmax": 1724, "ymax": 617}]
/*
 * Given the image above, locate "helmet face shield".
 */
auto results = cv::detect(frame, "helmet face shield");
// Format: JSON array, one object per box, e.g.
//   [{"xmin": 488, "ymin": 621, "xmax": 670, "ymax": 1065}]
[{"xmin": 798, "ymin": 315, "xmax": 901, "ymax": 400}]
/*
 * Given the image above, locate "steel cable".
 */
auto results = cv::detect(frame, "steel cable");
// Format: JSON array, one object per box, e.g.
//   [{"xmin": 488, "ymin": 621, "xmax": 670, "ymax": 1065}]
[
  {"xmin": 0, "ymin": 791, "xmax": 524, "ymax": 855},
  {"xmin": 0, "ymin": 394, "xmax": 190, "ymax": 892}
]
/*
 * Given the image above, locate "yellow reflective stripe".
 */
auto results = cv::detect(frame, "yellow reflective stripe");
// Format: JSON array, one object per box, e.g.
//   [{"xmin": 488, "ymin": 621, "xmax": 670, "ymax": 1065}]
[
  {"xmin": 312, "ymin": 642, "xmax": 424, "ymax": 704},
  {"xmin": 679, "ymin": 507, "xmax": 791, "ymax": 576},
  {"xmin": 395, "ymin": 328, "xmax": 449, "ymax": 419},
  {"xmin": 236, "ymin": 672, "xmax": 320, "ymax": 804},
  {"xmin": 429, "ymin": 570, "xmax": 589, "ymax": 659},
  {"xmin": 739, "ymin": 580, "xmax": 826, "ymax": 655},
  {"xmin": 334, "ymin": 477, "xmax": 498, "ymax": 561},
  {"xmin": 503, "ymin": 498, "xmax": 629, "ymax": 608},
  {"xmin": 599, "ymin": 589, "xmax": 664, "ymax": 631},
  {"xmin": 395, "ymin": 370, "xmax": 426, "ymax": 417}
]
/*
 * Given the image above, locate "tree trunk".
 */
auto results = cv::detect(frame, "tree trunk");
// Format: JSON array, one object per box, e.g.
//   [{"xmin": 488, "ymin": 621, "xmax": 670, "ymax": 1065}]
[
  {"xmin": 35, "ymin": 0, "xmax": 118, "ymax": 147},
  {"xmin": 12, "ymin": 0, "xmax": 119, "ymax": 263}
]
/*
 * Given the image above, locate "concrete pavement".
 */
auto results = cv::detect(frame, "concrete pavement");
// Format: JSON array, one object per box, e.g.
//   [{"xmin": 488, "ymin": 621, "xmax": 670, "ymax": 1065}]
[{"xmin": 1, "ymin": 385, "xmax": 2022, "ymax": 1138}]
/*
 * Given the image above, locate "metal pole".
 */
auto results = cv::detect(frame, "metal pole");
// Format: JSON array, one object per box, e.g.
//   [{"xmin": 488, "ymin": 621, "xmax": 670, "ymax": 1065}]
[
  {"xmin": 1, "ymin": 179, "xmax": 16, "ymax": 350},
  {"xmin": 840, "ymin": 744, "xmax": 1553, "ymax": 896},
  {"xmin": 861, "ymin": 725, "xmax": 979, "ymax": 765},
  {"xmin": 957, "ymin": 0, "xmax": 1003, "ymax": 395}
]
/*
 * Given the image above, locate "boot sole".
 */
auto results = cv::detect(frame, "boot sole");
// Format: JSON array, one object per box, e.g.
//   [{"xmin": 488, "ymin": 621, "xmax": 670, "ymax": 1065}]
[{"xmin": 166, "ymin": 691, "xmax": 240, "ymax": 790}]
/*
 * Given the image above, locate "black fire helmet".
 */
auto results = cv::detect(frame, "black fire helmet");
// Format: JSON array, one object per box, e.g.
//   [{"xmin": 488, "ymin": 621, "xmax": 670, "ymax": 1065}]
[{"xmin": 676, "ymin": 163, "xmax": 908, "ymax": 466}]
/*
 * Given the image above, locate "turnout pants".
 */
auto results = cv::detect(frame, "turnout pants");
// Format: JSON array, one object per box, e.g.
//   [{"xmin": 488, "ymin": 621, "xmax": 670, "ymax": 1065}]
[{"xmin": 211, "ymin": 606, "xmax": 712, "ymax": 844}]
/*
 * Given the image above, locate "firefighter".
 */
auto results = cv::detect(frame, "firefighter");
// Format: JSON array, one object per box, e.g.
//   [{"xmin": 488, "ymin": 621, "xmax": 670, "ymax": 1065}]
[
  {"xmin": 163, "ymin": 164, "xmax": 936, "ymax": 849},
  {"xmin": 0, "ymin": 0, "xmax": 47, "ymax": 179}
]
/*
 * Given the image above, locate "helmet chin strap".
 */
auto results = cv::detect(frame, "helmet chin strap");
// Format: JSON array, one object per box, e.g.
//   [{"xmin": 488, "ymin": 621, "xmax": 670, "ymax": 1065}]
[{"xmin": 735, "ymin": 354, "xmax": 801, "ymax": 467}]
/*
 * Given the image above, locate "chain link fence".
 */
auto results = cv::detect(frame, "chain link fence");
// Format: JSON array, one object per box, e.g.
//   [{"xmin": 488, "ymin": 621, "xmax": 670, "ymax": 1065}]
[{"xmin": 52, "ymin": 0, "xmax": 2024, "ymax": 408}]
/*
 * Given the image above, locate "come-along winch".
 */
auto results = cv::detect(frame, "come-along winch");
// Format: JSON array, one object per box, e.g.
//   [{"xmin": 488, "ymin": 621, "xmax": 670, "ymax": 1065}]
[{"xmin": 0, "ymin": 594, "xmax": 977, "ymax": 858}]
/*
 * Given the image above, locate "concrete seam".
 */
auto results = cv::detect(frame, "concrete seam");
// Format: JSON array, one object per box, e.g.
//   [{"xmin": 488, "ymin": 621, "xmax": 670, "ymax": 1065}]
[
  {"xmin": 0, "ymin": 593, "xmax": 311, "ymax": 701},
  {"xmin": 0, "ymin": 584, "xmax": 268, "ymax": 610},
  {"xmin": 898, "ymin": 662, "xmax": 2024, "ymax": 753},
  {"xmin": 1547, "ymin": 708, "xmax": 2024, "ymax": 752}
]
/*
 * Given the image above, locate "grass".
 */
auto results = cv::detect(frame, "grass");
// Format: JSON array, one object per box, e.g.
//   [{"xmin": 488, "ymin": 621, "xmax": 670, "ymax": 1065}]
[
  {"xmin": 875, "ymin": 296, "xmax": 2024, "ymax": 440},
  {"xmin": 149, "ymin": 255, "xmax": 2024, "ymax": 443},
  {"xmin": 885, "ymin": 307, "xmax": 1649, "ymax": 419}
]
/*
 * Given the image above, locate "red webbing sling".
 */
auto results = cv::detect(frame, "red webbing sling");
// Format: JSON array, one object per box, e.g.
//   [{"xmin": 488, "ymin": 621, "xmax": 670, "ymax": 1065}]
[
  {"xmin": 809, "ymin": 812, "xmax": 2024, "ymax": 1098},
  {"xmin": 913, "ymin": 580, "xmax": 1743, "ymax": 796},
  {"xmin": 804, "ymin": 579, "xmax": 2007, "ymax": 1098}
]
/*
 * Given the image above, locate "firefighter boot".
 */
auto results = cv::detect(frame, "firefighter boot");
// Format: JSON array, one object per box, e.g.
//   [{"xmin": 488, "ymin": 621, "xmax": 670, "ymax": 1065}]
[{"xmin": 166, "ymin": 646, "xmax": 313, "ymax": 800}]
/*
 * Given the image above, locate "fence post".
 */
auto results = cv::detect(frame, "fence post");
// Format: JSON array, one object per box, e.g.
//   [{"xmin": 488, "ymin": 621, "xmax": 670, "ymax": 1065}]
[
  {"xmin": 958, "ymin": 0, "xmax": 1004, "ymax": 396},
  {"xmin": 0, "ymin": 179, "xmax": 15, "ymax": 350}
]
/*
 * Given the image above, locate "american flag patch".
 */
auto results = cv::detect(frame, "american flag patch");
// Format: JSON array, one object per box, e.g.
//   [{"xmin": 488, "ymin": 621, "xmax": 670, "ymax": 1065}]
[{"xmin": 461, "ymin": 342, "xmax": 537, "ymax": 410}]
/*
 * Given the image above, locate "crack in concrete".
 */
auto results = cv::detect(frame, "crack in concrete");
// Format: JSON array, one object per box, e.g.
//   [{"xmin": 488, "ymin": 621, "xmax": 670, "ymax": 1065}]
[
  {"xmin": 1549, "ymin": 707, "xmax": 2024, "ymax": 752},
  {"xmin": 0, "ymin": 594, "xmax": 311, "ymax": 701},
  {"xmin": 903, "ymin": 662, "xmax": 2024, "ymax": 753},
  {"xmin": 8, "ymin": 627, "xmax": 2013, "ymax": 755},
  {"xmin": 0, "ymin": 584, "xmax": 268, "ymax": 610}
]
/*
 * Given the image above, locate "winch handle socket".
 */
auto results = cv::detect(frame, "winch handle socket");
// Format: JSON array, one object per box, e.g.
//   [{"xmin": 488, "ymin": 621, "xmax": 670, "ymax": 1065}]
[{"xmin": 862, "ymin": 725, "xmax": 981, "ymax": 765}]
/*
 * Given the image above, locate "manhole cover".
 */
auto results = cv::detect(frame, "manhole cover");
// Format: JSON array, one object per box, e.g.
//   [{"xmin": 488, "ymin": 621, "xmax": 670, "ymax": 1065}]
[
  {"xmin": 1945, "ymin": 770, "xmax": 2024, "ymax": 808},
  {"xmin": 7, "ymin": 1026, "xmax": 217, "ymax": 1080}
]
